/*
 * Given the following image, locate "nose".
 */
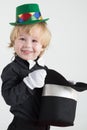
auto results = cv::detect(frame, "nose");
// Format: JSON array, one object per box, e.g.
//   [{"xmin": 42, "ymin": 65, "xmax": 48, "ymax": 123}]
[{"xmin": 25, "ymin": 40, "xmax": 32, "ymax": 48}]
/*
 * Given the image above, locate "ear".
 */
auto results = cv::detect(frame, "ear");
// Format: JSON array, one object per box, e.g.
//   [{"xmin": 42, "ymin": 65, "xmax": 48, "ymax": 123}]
[{"xmin": 41, "ymin": 47, "xmax": 44, "ymax": 52}]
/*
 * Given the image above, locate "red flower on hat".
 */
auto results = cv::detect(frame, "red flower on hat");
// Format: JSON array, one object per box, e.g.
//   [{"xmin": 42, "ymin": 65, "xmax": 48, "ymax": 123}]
[{"xmin": 21, "ymin": 13, "xmax": 32, "ymax": 21}]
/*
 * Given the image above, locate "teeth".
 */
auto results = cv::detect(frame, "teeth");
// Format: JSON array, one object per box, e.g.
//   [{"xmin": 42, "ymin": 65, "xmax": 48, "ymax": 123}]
[{"xmin": 22, "ymin": 49, "xmax": 32, "ymax": 51}]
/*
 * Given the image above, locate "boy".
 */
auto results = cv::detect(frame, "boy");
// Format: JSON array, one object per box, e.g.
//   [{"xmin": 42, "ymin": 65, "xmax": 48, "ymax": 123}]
[
  {"xmin": 1, "ymin": 3, "xmax": 87, "ymax": 130},
  {"xmin": 1, "ymin": 3, "xmax": 51, "ymax": 130}
]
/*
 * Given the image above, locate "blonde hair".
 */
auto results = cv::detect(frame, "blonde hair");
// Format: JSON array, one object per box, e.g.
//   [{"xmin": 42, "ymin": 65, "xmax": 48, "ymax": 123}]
[{"xmin": 9, "ymin": 22, "xmax": 51, "ymax": 56}]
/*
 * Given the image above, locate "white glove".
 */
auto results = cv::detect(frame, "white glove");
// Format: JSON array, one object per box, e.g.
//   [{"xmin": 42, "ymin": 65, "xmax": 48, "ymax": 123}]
[{"xmin": 23, "ymin": 69, "xmax": 47, "ymax": 90}]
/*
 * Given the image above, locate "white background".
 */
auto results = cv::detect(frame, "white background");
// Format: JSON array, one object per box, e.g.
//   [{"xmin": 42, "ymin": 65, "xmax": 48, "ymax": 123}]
[{"xmin": 0, "ymin": 0, "xmax": 87, "ymax": 130}]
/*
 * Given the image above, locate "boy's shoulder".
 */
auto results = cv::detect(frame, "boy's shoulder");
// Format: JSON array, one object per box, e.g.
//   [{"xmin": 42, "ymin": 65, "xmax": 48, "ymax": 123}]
[
  {"xmin": 1, "ymin": 59, "xmax": 20, "ymax": 77},
  {"xmin": 2, "ymin": 62, "xmax": 13, "ymax": 73}
]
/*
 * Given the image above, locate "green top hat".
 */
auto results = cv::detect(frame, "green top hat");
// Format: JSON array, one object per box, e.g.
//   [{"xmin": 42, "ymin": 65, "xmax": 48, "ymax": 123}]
[{"xmin": 10, "ymin": 3, "xmax": 49, "ymax": 25}]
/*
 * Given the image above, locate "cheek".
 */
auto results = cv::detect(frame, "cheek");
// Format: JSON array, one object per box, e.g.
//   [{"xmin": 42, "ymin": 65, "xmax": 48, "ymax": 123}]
[
  {"xmin": 14, "ymin": 42, "xmax": 21, "ymax": 51},
  {"xmin": 14, "ymin": 44, "xmax": 18, "ymax": 52},
  {"xmin": 35, "ymin": 45, "xmax": 43, "ymax": 52}
]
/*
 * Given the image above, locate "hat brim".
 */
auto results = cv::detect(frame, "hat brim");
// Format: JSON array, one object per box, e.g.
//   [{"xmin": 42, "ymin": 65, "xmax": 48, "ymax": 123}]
[{"xmin": 9, "ymin": 18, "xmax": 49, "ymax": 26}]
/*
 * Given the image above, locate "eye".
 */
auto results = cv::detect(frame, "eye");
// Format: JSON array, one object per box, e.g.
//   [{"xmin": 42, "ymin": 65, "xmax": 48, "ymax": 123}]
[
  {"xmin": 19, "ymin": 37, "xmax": 26, "ymax": 41},
  {"xmin": 32, "ymin": 39, "xmax": 37, "ymax": 43}
]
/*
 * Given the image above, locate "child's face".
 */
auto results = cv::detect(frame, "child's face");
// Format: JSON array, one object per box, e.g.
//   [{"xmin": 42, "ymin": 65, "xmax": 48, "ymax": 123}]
[{"xmin": 13, "ymin": 29, "xmax": 44, "ymax": 61}]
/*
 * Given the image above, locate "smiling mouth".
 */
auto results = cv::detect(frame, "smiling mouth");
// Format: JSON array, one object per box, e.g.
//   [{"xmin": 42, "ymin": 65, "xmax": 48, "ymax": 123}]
[{"xmin": 21, "ymin": 50, "xmax": 33, "ymax": 54}]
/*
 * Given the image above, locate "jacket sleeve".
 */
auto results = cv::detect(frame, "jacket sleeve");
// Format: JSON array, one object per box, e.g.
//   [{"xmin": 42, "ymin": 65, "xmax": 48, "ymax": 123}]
[{"xmin": 1, "ymin": 64, "xmax": 34, "ymax": 106}]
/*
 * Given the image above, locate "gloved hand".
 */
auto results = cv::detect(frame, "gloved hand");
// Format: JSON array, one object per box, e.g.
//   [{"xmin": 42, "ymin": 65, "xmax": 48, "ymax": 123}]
[{"xmin": 23, "ymin": 69, "xmax": 47, "ymax": 90}]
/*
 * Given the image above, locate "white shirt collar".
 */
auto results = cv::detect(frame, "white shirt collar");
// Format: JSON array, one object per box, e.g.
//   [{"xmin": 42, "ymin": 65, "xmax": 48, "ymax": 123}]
[{"xmin": 28, "ymin": 55, "xmax": 45, "ymax": 69}]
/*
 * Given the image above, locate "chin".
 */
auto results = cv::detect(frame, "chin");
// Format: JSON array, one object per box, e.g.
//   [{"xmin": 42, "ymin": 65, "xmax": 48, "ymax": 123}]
[
  {"xmin": 22, "ymin": 57, "xmax": 36, "ymax": 61},
  {"xmin": 19, "ymin": 55, "xmax": 38, "ymax": 61}
]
